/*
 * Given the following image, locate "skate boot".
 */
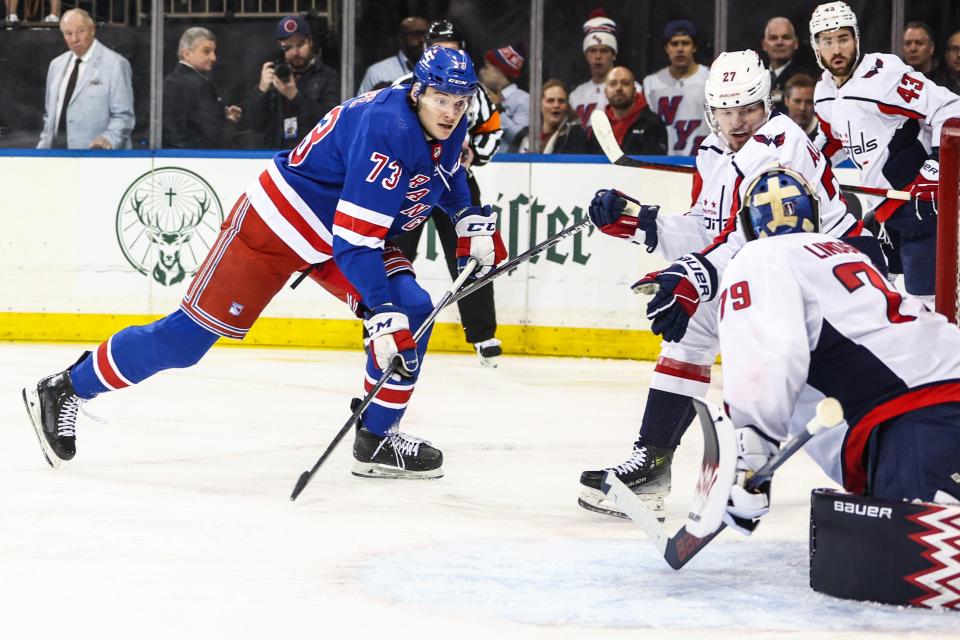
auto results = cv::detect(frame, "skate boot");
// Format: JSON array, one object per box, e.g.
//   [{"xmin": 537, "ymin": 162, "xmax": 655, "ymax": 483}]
[
  {"xmin": 351, "ymin": 401, "xmax": 443, "ymax": 479},
  {"xmin": 474, "ymin": 338, "xmax": 502, "ymax": 368},
  {"xmin": 22, "ymin": 362, "xmax": 86, "ymax": 468},
  {"xmin": 578, "ymin": 439, "xmax": 674, "ymax": 520}
]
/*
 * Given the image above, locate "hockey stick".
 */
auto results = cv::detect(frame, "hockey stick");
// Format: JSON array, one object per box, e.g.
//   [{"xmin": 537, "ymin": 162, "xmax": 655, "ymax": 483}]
[
  {"xmin": 289, "ymin": 258, "xmax": 481, "ymax": 501},
  {"xmin": 589, "ymin": 110, "xmax": 911, "ymax": 202},
  {"xmin": 603, "ymin": 396, "xmax": 844, "ymax": 569},
  {"xmin": 445, "ymin": 216, "xmax": 594, "ymax": 307}
]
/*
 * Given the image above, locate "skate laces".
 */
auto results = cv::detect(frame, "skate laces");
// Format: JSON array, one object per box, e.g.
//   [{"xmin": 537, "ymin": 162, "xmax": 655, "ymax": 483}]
[
  {"xmin": 58, "ymin": 395, "xmax": 104, "ymax": 437},
  {"xmin": 372, "ymin": 430, "xmax": 429, "ymax": 470},
  {"xmin": 607, "ymin": 446, "xmax": 648, "ymax": 475}
]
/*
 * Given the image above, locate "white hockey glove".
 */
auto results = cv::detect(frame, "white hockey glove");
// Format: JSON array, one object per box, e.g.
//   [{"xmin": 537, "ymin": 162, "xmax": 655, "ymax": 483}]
[
  {"xmin": 362, "ymin": 303, "xmax": 418, "ymax": 376},
  {"xmin": 723, "ymin": 426, "xmax": 779, "ymax": 536},
  {"xmin": 454, "ymin": 205, "xmax": 508, "ymax": 279}
]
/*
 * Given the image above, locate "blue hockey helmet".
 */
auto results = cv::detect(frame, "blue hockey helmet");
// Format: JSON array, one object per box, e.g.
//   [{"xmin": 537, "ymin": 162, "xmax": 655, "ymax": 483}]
[
  {"xmin": 412, "ymin": 45, "xmax": 478, "ymax": 97},
  {"xmin": 739, "ymin": 167, "xmax": 820, "ymax": 241}
]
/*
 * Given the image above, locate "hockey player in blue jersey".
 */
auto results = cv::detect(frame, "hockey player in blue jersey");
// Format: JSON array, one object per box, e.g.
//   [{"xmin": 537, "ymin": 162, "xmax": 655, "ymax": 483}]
[{"xmin": 23, "ymin": 46, "xmax": 506, "ymax": 479}]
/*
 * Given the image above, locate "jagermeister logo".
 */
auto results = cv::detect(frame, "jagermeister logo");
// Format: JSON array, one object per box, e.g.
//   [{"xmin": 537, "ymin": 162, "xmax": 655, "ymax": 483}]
[{"xmin": 116, "ymin": 167, "xmax": 224, "ymax": 286}]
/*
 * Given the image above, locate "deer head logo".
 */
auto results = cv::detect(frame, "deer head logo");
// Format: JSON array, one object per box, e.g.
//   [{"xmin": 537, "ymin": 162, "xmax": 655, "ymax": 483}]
[{"xmin": 116, "ymin": 168, "xmax": 224, "ymax": 286}]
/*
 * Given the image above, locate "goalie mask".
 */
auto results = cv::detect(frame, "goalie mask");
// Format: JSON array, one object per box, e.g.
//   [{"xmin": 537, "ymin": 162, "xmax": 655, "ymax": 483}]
[
  {"xmin": 739, "ymin": 168, "xmax": 820, "ymax": 241},
  {"xmin": 809, "ymin": 1, "xmax": 860, "ymax": 71}
]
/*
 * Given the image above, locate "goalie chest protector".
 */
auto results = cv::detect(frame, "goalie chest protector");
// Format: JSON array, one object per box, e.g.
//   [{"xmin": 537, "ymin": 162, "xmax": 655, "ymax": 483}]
[{"xmin": 809, "ymin": 488, "xmax": 960, "ymax": 609}]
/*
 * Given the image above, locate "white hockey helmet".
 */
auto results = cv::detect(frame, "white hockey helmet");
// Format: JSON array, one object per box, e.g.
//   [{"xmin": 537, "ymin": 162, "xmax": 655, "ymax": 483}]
[
  {"xmin": 809, "ymin": 1, "xmax": 860, "ymax": 71},
  {"xmin": 704, "ymin": 50, "xmax": 772, "ymax": 140}
]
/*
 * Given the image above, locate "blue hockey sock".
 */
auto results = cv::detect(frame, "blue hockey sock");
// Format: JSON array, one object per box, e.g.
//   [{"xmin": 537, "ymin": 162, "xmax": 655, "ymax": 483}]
[
  {"xmin": 70, "ymin": 309, "xmax": 220, "ymax": 399},
  {"xmin": 637, "ymin": 388, "xmax": 697, "ymax": 450}
]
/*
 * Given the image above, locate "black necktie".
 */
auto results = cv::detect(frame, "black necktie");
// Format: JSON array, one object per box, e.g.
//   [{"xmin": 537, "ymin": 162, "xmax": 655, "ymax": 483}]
[{"xmin": 58, "ymin": 57, "xmax": 81, "ymax": 135}]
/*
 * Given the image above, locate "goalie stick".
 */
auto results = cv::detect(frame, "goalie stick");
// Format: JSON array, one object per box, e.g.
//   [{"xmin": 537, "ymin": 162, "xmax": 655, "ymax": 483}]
[
  {"xmin": 290, "ymin": 258, "xmax": 480, "ymax": 501},
  {"xmin": 603, "ymin": 397, "xmax": 844, "ymax": 569},
  {"xmin": 589, "ymin": 110, "xmax": 911, "ymax": 202}
]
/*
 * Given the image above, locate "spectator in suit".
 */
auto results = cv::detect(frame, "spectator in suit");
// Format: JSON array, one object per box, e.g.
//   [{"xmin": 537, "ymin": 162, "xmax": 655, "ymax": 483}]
[
  {"xmin": 163, "ymin": 27, "xmax": 242, "ymax": 149},
  {"xmin": 600, "ymin": 66, "xmax": 666, "ymax": 155},
  {"xmin": 784, "ymin": 73, "xmax": 818, "ymax": 140},
  {"xmin": 357, "ymin": 16, "xmax": 428, "ymax": 94},
  {"xmin": 761, "ymin": 17, "xmax": 809, "ymax": 110},
  {"xmin": 518, "ymin": 79, "xmax": 588, "ymax": 153},
  {"xmin": 479, "ymin": 42, "xmax": 529, "ymax": 150},
  {"xmin": 243, "ymin": 15, "xmax": 340, "ymax": 149},
  {"xmin": 902, "ymin": 21, "xmax": 937, "ymax": 76},
  {"xmin": 37, "ymin": 8, "xmax": 134, "ymax": 149},
  {"xmin": 942, "ymin": 30, "xmax": 960, "ymax": 96}
]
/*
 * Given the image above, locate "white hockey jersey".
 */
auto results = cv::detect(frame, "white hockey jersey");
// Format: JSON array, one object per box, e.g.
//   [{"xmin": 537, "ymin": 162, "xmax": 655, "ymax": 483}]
[
  {"xmin": 570, "ymin": 78, "xmax": 642, "ymax": 132},
  {"xmin": 655, "ymin": 113, "xmax": 861, "ymax": 288},
  {"xmin": 717, "ymin": 233, "xmax": 960, "ymax": 493},
  {"xmin": 642, "ymin": 65, "xmax": 711, "ymax": 156},
  {"xmin": 814, "ymin": 53, "xmax": 960, "ymax": 220}
]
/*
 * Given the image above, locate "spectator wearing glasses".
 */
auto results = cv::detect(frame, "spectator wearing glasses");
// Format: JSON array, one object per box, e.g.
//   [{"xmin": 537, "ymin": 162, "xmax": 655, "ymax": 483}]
[
  {"xmin": 243, "ymin": 15, "xmax": 340, "ymax": 149},
  {"xmin": 357, "ymin": 16, "xmax": 429, "ymax": 94}
]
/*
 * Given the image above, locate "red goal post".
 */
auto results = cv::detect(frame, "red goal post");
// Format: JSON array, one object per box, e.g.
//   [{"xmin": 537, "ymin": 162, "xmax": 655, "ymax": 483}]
[{"xmin": 936, "ymin": 118, "xmax": 960, "ymax": 325}]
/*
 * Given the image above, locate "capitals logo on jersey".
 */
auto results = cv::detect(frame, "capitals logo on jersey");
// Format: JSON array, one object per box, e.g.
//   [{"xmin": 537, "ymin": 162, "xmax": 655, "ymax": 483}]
[{"xmin": 752, "ymin": 133, "xmax": 786, "ymax": 147}]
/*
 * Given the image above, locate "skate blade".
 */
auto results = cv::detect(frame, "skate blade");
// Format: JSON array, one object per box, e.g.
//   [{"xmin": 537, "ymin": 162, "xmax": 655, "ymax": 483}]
[
  {"xmin": 22, "ymin": 387, "xmax": 62, "ymax": 469},
  {"xmin": 578, "ymin": 487, "xmax": 665, "ymax": 521},
  {"xmin": 351, "ymin": 461, "xmax": 443, "ymax": 479}
]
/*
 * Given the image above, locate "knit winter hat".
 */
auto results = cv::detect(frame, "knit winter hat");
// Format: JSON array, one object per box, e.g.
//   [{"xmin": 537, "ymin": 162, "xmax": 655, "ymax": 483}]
[
  {"xmin": 582, "ymin": 9, "xmax": 618, "ymax": 53},
  {"xmin": 485, "ymin": 42, "xmax": 527, "ymax": 79}
]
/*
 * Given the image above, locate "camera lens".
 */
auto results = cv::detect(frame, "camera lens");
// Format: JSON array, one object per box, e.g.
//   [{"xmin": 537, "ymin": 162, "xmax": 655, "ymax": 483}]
[{"xmin": 275, "ymin": 62, "xmax": 292, "ymax": 81}]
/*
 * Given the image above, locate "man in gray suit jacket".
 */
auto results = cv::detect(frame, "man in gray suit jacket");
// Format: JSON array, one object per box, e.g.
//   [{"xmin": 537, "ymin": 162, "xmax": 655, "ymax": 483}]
[{"xmin": 38, "ymin": 9, "xmax": 134, "ymax": 149}]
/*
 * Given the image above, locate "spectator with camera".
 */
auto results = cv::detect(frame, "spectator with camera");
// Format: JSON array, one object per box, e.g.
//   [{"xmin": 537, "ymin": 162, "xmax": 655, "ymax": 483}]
[{"xmin": 244, "ymin": 15, "xmax": 340, "ymax": 149}]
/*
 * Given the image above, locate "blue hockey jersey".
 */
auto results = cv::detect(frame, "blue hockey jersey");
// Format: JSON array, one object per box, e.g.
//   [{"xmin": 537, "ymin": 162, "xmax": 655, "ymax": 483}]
[{"xmin": 245, "ymin": 86, "xmax": 472, "ymax": 308}]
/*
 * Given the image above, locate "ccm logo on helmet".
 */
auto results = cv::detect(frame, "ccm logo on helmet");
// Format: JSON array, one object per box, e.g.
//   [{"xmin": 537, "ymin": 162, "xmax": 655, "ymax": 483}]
[{"xmin": 833, "ymin": 500, "xmax": 892, "ymax": 519}]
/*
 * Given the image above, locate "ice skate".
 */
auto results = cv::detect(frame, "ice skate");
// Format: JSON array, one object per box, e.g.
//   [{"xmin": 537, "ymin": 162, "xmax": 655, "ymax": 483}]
[
  {"xmin": 474, "ymin": 338, "xmax": 502, "ymax": 368},
  {"xmin": 578, "ymin": 439, "xmax": 673, "ymax": 519},
  {"xmin": 22, "ymin": 366, "xmax": 85, "ymax": 468},
  {"xmin": 351, "ymin": 402, "xmax": 443, "ymax": 479}
]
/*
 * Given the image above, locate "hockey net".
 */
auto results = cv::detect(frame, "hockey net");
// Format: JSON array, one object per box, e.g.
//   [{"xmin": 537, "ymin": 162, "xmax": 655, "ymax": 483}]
[{"xmin": 936, "ymin": 118, "xmax": 960, "ymax": 325}]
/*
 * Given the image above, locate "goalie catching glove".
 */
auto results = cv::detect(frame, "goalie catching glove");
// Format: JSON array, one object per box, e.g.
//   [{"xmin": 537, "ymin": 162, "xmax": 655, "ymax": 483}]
[
  {"xmin": 632, "ymin": 253, "xmax": 716, "ymax": 342},
  {"xmin": 454, "ymin": 205, "xmax": 508, "ymax": 279},
  {"xmin": 723, "ymin": 426, "xmax": 779, "ymax": 536},
  {"xmin": 363, "ymin": 304, "xmax": 419, "ymax": 376},
  {"xmin": 588, "ymin": 189, "xmax": 660, "ymax": 252}
]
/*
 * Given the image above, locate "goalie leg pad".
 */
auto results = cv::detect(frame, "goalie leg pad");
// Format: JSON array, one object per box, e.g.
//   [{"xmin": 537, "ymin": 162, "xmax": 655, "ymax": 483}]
[{"xmin": 809, "ymin": 488, "xmax": 960, "ymax": 610}]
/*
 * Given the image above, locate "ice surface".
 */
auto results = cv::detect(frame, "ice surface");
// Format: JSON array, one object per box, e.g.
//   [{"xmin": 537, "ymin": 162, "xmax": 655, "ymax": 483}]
[{"xmin": 1, "ymin": 343, "xmax": 956, "ymax": 640}]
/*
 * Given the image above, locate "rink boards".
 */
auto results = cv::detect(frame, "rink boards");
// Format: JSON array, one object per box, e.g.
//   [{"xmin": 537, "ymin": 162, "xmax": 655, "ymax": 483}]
[{"xmin": 0, "ymin": 153, "xmax": 861, "ymax": 359}]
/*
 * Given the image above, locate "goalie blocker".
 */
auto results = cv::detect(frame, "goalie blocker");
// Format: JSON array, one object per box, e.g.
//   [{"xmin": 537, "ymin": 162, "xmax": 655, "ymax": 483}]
[{"xmin": 810, "ymin": 489, "xmax": 960, "ymax": 610}]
